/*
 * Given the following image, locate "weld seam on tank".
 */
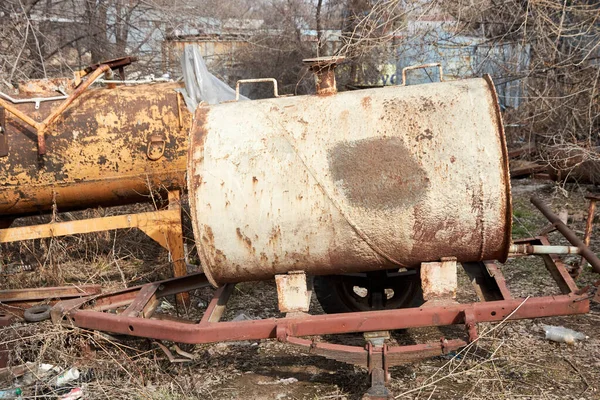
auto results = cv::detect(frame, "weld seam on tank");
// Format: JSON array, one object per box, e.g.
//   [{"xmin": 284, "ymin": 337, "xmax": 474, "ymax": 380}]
[
  {"xmin": 483, "ymin": 74, "xmax": 512, "ymax": 262},
  {"xmin": 474, "ymin": 90, "xmax": 487, "ymax": 261},
  {"xmin": 259, "ymin": 106, "xmax": 406, "ymax": 267},
  {"xmin": 189, "ymin": 77, "xmax": 512, "ymax": 284},
  {"xmin": 185, "ymin": 108, "xmax": 219, "ymax": 288}
]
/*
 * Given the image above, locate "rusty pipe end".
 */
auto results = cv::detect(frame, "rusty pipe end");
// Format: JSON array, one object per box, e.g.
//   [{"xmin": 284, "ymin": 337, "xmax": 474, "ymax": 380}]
[
  {"xmin": 104, "ymin": 68, "xmax": 117, "ymax": 89},
  {"xmin": 303, "ymin": 56, "xmax": 345, "ymax": 95},
  {"xmin": 37, "ymin": 132, "xmax": 46, "ymax": 155}
]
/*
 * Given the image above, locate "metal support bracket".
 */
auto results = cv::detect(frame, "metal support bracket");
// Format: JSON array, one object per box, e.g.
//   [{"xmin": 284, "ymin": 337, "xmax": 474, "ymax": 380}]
[
  {"xmin": 274, "ymin": 271, "xmax": 310, "ymax": 313},
  {"xmin": 421, "ymin": 257, "xmax": 458, "ymax": 303},
  {"xmin": 0, "ymin": 190, "xmax": 189, "ymax": 305}
]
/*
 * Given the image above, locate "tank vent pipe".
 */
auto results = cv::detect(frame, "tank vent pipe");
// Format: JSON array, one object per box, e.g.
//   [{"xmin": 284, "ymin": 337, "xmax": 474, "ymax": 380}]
[{"xmin": 302, "ymin": 56, "xmax": 345, "ymax": 95}]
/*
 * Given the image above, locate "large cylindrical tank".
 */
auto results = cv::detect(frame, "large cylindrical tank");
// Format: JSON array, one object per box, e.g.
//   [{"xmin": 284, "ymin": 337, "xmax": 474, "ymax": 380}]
[
  {"xmin": 0, "ymin": 82, "xmax": 192, "ymax": 219},
  {"xmin": 188, "ymin": 76, "xmax": 512, "ymax": 286}
]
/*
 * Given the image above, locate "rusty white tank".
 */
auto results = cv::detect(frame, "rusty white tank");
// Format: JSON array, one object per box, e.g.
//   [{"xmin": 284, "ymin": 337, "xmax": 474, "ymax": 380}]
[{"xmin": 187, "ymin": 75, "xmax": 512, "ymax": 285}]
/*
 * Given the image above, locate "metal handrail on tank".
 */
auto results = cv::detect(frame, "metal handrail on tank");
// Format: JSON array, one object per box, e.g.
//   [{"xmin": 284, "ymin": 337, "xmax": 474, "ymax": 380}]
[
  {"xmin": 235, "ymin": 78, "xmax": 279, "ymax": 101},
  {"xmin": 402, "ymin": 63, "xmax": 444, "ymax": 85},
  {"xmin": 0, "ymin": 64, "xmax": 110, "ymax": 155},
  {"xmin": 0, "ymin": 91, "xmax": 68, "ymax": 110}
]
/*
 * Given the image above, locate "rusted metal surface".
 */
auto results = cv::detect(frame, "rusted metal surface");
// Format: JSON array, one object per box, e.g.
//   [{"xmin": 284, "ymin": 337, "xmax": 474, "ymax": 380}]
[
  {"xmin": 0, "ymin": 79, "xmax": 191, "ymax": 217},
  {"xmin": 363, "ymin": 367, "xmax": 393, "ymax": 400},
  {"xmin": 0, "ymin": 285, "xmax": 102, "ymax": 321},
  {"xmin": 0, "ymin": 191, "xmax": 189, "ymax": 303},
  {"xmin": 303, "ymin": 56, "xmax": 345, "ymax": 95},
  {"xmin": 0, "ymin": 65, "xmax": 112, "ymax": 155},
  {"xmin": 0, "ymin": 285, "xmax": 101, "ymax": 303},
  {"xmin": 17, "ymin": 77, "xmax": 75, "ymax": 96},
  {"xmin": 274, "ymin": 271, "xmax": 310, "ymax": 313},
  {"xmin": 284, "ymin": 336, "xmax": 464, "ymax": 368},
  {"xmin": 531, "ymin": 197, "xmax": 600, "ymax": 274},
  {"xmin": 188, "ymin": 76, "xmax": 512, "ymax": 285},
  {"xmin": 535, "ymin": 236, "xmax": 580, "ymax": 294},
  {"xmin": 48, "ymin": 236, "xmax": 591, "ymax": 398},
  {"xmin": 0, "ymin": 207, "xmax": 180, "ymax": 243},
  {"xmin": 83, "ymin": 56, "xmax": 138, "ymax": 80},
  {"xmin": 577, "ymin": 195, "xmax": 598, "ymax": 275},
  {"xmin": 51, "ymin": 269, "xmax": 589, "ymax": 344},
  {"xmin": 420, "ymin": 257, "xmax": 457, "ymax": 302},
  {"xmin": 123, "ymin": 283, "xmax": 160, "ymax": 318},
  {"xmin": 200, "ymin": 283, "xmax": 236, "ymax": 324},
  {"xmin": 462, "ymin": 261, "xmax": 512, "ymax": 301},
  {"xmin": 584, "ymin": 195, "xmax": 597, "ymax": 248},
  {"xmin": 50, "ymin": 272, "xmax": 209, "ymax": 323}
]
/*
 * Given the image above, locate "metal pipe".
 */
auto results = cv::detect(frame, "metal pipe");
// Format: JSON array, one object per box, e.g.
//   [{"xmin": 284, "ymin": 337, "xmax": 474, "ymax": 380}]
[
  {"xmin": 95, "ymin": 77, "xmax": 172, "ymax": 85},
  {"xmin": 54, "ymin": 294, "xmax": 589, "ymax": 345},
  {"xmin": 0, "ymin": 92, "xmax": 68, "ymax": 110},
  {"xmin": 509, "ymin": 244, "xmax": 581, "ymax": 255},
  {"xmin": 302, "ymin": 56, "xmax": 345, "ymax": 95},
  {"xmin": 578, "ymin": 195, "xmax": 599, "ymax": 273},
  {"xmin": 0, "ymin": 98, "xmax": 44, "ymax": 133},
  {"xmin": 531, "ymin": 196, "xmax": 600, "ymax": 274},
  {"xmin": 0, "ymin": 64, "xmax": 110, "ymax": 155}
]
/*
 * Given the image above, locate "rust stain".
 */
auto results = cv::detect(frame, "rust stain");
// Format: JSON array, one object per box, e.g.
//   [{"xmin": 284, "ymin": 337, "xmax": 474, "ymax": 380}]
[
  {"xmin": 416, "ymin": 128, "xmax": 434, "ymax": 141},
  {"xmin": 361, "ymin": 96, "xmax": 371, "ymax": 109},
  {"xmin": 202, "ymin": 225, "xmax": 214, "ymax": 245},
  {"xmin": 0, "ymin": 81, "xmax": 192, "ymax": 217},
  {"xmin": 328, "ymin": 136, "xmax": 429, "ymax": 209}
]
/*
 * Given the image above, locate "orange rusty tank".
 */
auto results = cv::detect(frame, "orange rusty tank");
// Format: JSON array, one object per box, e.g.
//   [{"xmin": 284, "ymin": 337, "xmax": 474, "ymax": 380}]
[{"xmin": 0, "ymin": 79, "xmax": 192, "ymax": 221}]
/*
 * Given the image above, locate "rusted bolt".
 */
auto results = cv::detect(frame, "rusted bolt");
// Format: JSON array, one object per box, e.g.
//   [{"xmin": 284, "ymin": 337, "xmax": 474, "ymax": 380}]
[{"xmin": 302, "ymin": 56, "xmax": 345, "ymax": 95}]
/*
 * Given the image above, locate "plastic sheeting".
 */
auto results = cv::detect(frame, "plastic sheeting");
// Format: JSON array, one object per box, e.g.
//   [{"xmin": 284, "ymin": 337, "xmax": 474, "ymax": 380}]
[{"xmin": 180, "ymin": 44, "xmax": 247, "ymax": 111}]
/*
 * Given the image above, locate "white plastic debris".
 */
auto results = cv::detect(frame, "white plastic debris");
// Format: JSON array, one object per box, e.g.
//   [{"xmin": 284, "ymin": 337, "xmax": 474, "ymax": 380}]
[
  {"xmin": 39, "ymin": 364, "xmax": 61, "ymax": 373},
  {"xmin": 180, "ymin": 44, "xmax": 247, "ymax": 110},
  {"xmin": 55, "ymin": 368, "xmax": 80, "ymax": 387},
  {"xmin": 232, "ymin": 313, "xmax": 252, "ymax": 321},
  {"xmin": 158, "ymin": 300, "xmax": 174, "ymax": 311},
  {"xmin": 18, "ymin": 363, "xmax": 61, "ymax": 386},
  {"xmin": 543, "ymin": 325, "xmax": 588, "ymax": 344}
]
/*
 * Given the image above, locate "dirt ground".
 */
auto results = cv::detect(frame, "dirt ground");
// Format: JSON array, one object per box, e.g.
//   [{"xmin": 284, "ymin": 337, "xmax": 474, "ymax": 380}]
[{"xmin": 2, "ymin": 178, "xmax": 600, "ymax": 399}]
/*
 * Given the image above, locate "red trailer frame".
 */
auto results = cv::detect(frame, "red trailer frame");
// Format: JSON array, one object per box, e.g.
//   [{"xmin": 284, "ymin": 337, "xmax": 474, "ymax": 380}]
[{"xmin": 49, "ymin": 198, "xmax": 599, "ymax": 399}]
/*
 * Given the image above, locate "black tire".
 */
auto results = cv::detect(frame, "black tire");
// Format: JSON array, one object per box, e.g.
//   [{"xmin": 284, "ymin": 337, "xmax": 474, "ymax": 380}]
[
  {"xmin": 313, "ymin": 270, "xmax": 422, "ymax": 314},
  {"xmin": 24, "ymin": 305, "xmax": 52, "ymax": 322}
]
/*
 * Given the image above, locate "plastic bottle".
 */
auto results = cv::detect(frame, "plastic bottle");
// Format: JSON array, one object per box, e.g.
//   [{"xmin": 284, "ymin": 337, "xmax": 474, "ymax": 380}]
[
  {"xmin": 0, "ymin": 388, "xmax": 22, "ymax": 399},
  {"xmin": 543, "ymin": 325, "xmax": 588, "ymax": 344},
  {"xmin": 55, "ymin": 368, "xmax": 80, "ymax": 387}
]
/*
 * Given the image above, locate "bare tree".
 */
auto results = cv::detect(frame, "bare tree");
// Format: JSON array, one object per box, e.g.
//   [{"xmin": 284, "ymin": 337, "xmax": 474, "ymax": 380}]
[{"xmin": 444, "ymin": 0, "xmax": 600, "ymax": 180}]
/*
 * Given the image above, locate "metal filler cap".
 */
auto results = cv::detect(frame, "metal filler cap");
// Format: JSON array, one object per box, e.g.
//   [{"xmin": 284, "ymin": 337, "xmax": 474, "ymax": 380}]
[{"xmin": 303, "ymin": 56, "xmax": 346, "ymax": 95}]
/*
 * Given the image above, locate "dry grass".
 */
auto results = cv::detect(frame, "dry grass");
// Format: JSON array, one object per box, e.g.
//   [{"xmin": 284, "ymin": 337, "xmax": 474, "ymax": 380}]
[{"xmin": 2, "ymin": 180, "xmax": 600, "ymax": 399}]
